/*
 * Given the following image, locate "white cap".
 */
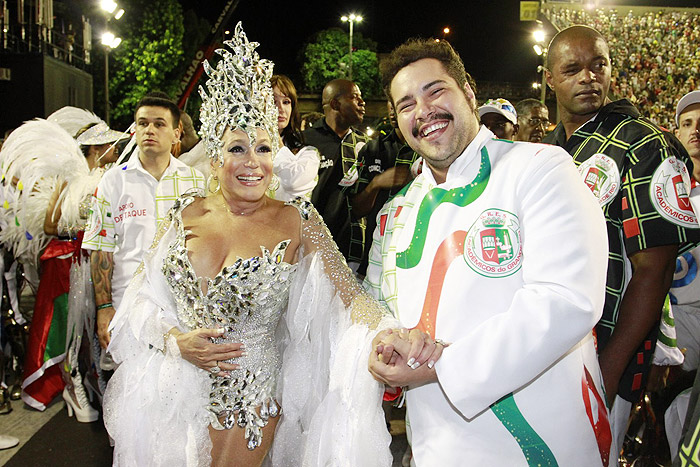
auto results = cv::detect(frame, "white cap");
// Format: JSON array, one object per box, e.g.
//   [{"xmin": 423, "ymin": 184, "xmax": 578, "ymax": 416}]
[
  {"xmin": 76, "ymin": 121, "xmax": 127, "ymax": 146},
  {"xmin": 675, "ymin": 90, "xmax": 700, "ymax": 127},
  {"xmin": 478, "ymin": 98, "xmax": 518, "ymax": 125}
]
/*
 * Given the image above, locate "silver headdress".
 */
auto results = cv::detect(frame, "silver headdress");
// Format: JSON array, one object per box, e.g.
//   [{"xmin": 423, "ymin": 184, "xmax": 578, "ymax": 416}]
[{"xmin": 199, "ymin": 22, "xmax": 279, "ymax": 166}]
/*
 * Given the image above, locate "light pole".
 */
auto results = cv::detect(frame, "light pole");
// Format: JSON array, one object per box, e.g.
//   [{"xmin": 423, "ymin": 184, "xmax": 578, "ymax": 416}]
[
  {"xmin": 340, "ymin": 13, "xmax": 363, "ymax": 80},
  {"xmin": 100, "ymin": 0, "xmax": 123, "ymax": 125},
  {"xmin": 532, "ymin": 28, "xmax": 547, "ymax": 104},
  {"xmin": 101, "ymin": 32, "xmax": 121, "ymax": 125}
]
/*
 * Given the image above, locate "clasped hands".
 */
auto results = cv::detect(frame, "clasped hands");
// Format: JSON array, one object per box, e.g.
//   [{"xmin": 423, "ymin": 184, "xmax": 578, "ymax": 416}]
[{"xmin": 368, "ymin": 328, "xmax": 446, "ymax": 389}]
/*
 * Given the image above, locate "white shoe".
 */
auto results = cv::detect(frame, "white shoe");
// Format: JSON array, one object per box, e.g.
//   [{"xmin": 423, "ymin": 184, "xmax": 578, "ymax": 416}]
[
  {"xmin": 0, "ymin": 434, "xmax": 19, "ymax": 450},
  {"xmin": 63, "ymin": 386, "xmax": 99, "ymax": 423}
]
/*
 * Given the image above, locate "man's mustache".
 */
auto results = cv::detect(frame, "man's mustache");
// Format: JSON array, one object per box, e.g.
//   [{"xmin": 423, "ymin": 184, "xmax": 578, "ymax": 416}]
[{"xmin": 412, "ymin": 113, "xmax": 454, "ymax": 138}]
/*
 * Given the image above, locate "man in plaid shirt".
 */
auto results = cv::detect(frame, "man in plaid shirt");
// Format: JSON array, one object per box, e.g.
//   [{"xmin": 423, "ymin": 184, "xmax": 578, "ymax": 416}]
[
  {"xmin": 83, "ymin": 92, "xmax": 205, "ymax": 350},
  {"xmin": 304, "ymin": 79, "xmax": 368, "ymax": 271},
  {"xmin": 351, "ymin": 102, "xmax": 418, "ymax": 277},
  {"xmin": 543, "ymin": 26, "xmax": 700, "ymax": 454}
]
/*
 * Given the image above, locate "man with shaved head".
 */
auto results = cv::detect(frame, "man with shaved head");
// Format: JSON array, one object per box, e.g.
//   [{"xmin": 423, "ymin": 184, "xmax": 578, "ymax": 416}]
[
  {"xmin": 304, "ymin": 79, "xmax": 368, "ymax": 268},
  {"xmin": 543, "ymin": 25, "xmax": 699, "ymax": 456}
]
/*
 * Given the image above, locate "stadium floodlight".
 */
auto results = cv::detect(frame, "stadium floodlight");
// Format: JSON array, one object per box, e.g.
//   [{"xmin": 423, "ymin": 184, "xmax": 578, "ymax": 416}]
[
  {"xmin": 114, "ymin": 8, "xmax": 125, "ymax": 19},
  {"xmin": 340, "ymin": 13, "xmax": 364, "ymax": 80},
  {"xmin": 100, "ymin": 0, "xmax": 118, "ymax": 14},
  {"xmin": 533, "ymin": 44, "xmax": 543, "ymax": 56},
  {"xmin": 533, "ymin": 29, "xmax": 546, "ymax": 44}
]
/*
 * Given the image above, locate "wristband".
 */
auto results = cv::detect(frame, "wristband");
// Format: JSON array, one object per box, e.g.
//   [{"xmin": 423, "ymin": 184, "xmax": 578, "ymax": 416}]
[{"xmin": 96, "ymin": 303, "xmax": 113, "ymax": 310}]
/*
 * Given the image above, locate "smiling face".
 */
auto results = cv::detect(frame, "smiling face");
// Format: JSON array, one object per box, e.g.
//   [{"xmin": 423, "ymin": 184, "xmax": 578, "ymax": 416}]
[
  {"xmin": 135, "ymin": 105, "xmax": 180, "ymax": 159},
  {"xmin": 273, "ymin": 86, "xmax": 292, "ymax": 133},
  {"xmin": 546, "ymin": 33, "xmax": 611, "ymax": 124},
  {"xmin": 676, "ymin": 103, "xmax": 700, "ymax": 165},
  {"xmin": 390, "ymin": 58, "xmax": 478, "ymax": 182},
  {"xmin": 214, "ymin": 127, "xmax": 273, "ymax": 203}
]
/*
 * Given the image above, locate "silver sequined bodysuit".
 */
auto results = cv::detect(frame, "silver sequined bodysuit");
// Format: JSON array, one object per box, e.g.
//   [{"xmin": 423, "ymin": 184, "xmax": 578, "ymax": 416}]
[{"xmin": 162, "ymin": 194, "xmax": 300, "ymax": 450}]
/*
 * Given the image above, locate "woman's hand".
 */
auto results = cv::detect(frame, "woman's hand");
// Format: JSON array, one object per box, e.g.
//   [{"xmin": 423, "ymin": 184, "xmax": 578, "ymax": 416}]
[
  {"xmin": 368, "ymin": 328, "xmax": 447, "ymax": 388},
  {"xmin": 171, "ymin": 328, "xmax": 246, "ymax": 376},
  {"xmin": 380, "ymin": 328, "xmax": 444, "ymax": 369}
]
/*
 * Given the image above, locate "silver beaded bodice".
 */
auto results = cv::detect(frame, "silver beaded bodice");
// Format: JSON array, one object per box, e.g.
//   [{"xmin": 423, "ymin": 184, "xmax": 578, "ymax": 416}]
[{"xmin": 162, "ymin": 194, "xmax": 298, "ymax": 450}]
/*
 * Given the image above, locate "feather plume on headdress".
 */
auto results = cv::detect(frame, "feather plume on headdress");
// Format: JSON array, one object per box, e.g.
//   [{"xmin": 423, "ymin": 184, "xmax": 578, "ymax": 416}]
[
  {"xmin": 198, "ymin": 22, "xmax": 279, "ymax": 166},
  {"xmin": 47, "ymin": 106, "xmax": 102, "ymax": 138},
  {"xmin": 0, "ymin": 119, "xmax": 97, "ymax": 268}
]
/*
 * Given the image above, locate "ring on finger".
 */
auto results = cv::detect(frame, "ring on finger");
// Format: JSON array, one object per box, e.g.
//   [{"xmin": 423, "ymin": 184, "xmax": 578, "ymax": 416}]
[{"xmin": 210, "ymin": 362, "xmax": 221, "ymax": 375}]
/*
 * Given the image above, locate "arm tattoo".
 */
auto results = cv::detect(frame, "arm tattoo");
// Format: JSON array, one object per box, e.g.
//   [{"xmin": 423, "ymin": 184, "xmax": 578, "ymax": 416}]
[{"xmin": 91, "ymin": 250, "xmax": 114, "ymax": 305}]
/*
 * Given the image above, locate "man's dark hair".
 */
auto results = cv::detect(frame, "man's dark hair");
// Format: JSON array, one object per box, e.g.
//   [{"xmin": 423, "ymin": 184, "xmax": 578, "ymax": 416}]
[
  {"xmin": 515, "ymin": 98, "xmax": 547, "ymax": 121},
  {"xmin": 134, "ymin": 91, "xmax": 181, "ymax": 128},
  {"xmin": 380, "ymin": 38, "xmax": 472, "ymax": 102}
]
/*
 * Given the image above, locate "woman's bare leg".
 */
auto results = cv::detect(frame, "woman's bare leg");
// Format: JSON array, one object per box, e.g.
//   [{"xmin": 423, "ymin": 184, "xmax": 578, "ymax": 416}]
[{"xmin": 209, "ymin": 413, "xmax": 280, "ymax": 467}]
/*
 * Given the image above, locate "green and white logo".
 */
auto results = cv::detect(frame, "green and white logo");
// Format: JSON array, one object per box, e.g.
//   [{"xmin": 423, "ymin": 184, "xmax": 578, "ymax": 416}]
[
  {"xmin": 650, "ymin": 156, "xmax": 699, "ymax": 229},
  {"xmin": 578, "ymin": 153, "xmax": 620, "ymax": 206}
]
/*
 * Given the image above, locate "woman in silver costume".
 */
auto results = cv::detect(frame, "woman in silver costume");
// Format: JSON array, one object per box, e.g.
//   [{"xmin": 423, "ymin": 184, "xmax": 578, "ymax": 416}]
[{"xmin": 103, "ymin": 24, "xmax": 398, "ymax": 467}]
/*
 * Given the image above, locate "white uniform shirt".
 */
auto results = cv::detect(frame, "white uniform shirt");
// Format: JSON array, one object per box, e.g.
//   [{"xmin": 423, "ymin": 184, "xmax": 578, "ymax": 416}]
[
  {"xmin": 269, "ymin": 145, "xmax": 321, "ymax": 202},
  {"xmin": 365, "ymin": 127, "xmax": 611, "ymax": 465},
  {"xmin": 83, "ymin": 153, "xmax": 205, "ymax": 307}
]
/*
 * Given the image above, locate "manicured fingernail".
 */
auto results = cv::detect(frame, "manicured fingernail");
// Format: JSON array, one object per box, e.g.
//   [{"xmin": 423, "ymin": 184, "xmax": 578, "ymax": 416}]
[
  {"xmin": 427, "ymin": 360, "xmax": 435, "ymax": 369},
  {"xmin": 411, "ymin": 361, "xmax": 420, "ymax": 370},
  {"xmin": 407, "ymin": 357, "xmax": 415, "ymax": 367},
  {"xmin": 217, "ymin": 328, "xmax": 225, "ymax": 334},
  {"xmin": 240, "ymin": 351, "xmax": 248, "ymax": 357}
]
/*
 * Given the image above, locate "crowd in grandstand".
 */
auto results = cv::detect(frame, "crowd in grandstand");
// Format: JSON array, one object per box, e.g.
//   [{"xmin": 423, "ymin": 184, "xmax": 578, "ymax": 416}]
[{"xmin": 544, "ymin": 5, "xmax": 700, "ymax": 129}]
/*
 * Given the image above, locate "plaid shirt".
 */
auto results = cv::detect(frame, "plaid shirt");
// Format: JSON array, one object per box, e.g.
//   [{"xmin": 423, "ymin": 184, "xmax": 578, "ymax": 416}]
[
  {"xmin": 355, "ymin": 128, "xmax": 419, "ymax": 275},
  {"xmin": 545, "ymin": 99, "xmax": 700, "ymax": 400},
  {"xmin": 83, "ymin": 153, "xmax": 205, "ymax": 306}
]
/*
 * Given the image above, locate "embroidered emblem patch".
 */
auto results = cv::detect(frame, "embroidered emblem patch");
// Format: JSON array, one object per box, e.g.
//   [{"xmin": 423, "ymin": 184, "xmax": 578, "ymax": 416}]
[
  {"xmin": 84, "ymin": 213, "xmax": 102, "ymax": 241},
  {"xmin": 465, "ymin": 209, "xmax": 522, "ymax": 277},
  {"xmin": 650, "ymin": 156, "xmax": 699, "ymax": 229},
  {"xmin": 578, "ymin": 153, "xmax": 620, "ymax": 206}
]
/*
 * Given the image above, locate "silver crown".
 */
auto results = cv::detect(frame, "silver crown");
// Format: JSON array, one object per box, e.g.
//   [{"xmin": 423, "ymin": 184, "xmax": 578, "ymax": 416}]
[{"xmin": 199, "ymin": 22, "xmax": 279, "ymax": 166}]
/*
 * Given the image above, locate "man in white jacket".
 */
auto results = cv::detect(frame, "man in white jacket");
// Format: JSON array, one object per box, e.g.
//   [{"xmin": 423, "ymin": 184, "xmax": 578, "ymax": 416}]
[{"xmin": 366, "ymin": 38, "xmax": 612, "ymax": 465}]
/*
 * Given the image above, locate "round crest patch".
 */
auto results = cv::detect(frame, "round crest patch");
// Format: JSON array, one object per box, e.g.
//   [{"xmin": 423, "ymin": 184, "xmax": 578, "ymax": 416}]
[
  {"xmin": 464, "ymin": 209, "xmax": 522, "ymax": 278},
  {"xmin": 577, "ymin": 153, "xmax": 621, "ymax": 206},
  {"xmin": 650, "ymin": 156, "xmax": 699, "ymax": 229}
]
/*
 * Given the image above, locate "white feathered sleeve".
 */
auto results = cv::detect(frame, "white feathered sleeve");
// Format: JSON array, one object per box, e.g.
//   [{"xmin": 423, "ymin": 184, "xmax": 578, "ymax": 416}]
[
  {"xmin": 104, "ymin": 211, "xmax": 212, "ymax": 467},
  {"xmin": 271, "ymin": 200, "xmax": 396, "ymax": 467}
]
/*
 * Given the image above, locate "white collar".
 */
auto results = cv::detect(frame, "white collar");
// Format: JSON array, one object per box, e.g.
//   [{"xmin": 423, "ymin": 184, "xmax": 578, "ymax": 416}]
[
  {"xmin": 570, "ymin": 113, "xmax": 599, "ymax": 135},
  {"xmin": 422, "ymin": 125, "xmax": 493, "ymax": 186},
  {"xmin": 124, "ymin": 150, "xmax": 185, "ymax": 177}
]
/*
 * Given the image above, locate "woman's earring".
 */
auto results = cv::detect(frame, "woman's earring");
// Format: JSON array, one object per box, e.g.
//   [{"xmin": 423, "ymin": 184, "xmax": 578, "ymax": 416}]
[{"xmin": 207, "ymin": 174, "xmax": 220, "ymax": 194}]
